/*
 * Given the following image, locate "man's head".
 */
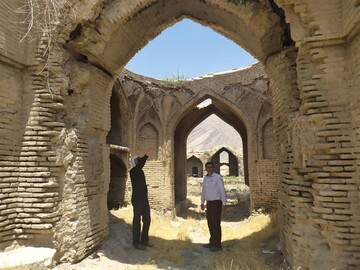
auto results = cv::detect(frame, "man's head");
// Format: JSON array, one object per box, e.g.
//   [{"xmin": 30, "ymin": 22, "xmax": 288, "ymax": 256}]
[{"xmin": 205, "ymin": 162, "xmax": 214, "ymax": 175}]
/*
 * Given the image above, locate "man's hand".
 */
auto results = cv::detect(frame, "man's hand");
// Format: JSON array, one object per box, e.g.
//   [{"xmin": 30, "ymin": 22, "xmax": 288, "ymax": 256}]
[
  {"xmin": 222, "ymin": 205, "xmax": 227, "ymax": 213},
  {"xmin": 201, "ymin": 204, "xmax": 205, "ymax": 211},
  {"xmin": 146, "ymin": 147, "xmax": 153, "ymax": 154}
]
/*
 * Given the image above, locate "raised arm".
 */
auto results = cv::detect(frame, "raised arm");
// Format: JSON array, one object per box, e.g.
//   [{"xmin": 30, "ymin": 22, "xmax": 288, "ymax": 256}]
[
  {"xmin": 136, "ymin": 147, "xmax": 152, "ymax": 169},
  {"xmin": 136, "ymin": 154, "xmax": 148, "ymax": 169}
]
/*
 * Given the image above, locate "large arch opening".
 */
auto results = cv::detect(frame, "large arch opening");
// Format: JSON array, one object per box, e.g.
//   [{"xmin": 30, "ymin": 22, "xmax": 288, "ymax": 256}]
[
  {"xmin": 68, "ymin": 0, "xmax": 285, "ymax": 76},
  {"xmin": 67, "ymin": 0, "xmax": 285, "ymax": 217},
  {"xmin": 185, "ymin": 113, "xmax": 248, "ymax": 220},
  {"xmin": 126, "ymin": 19, "xmax": 257, "ymax": 79},
  {"xmin": 22, "ymin": 0, "xmax": 298, "ymax": 265},
  {"xmin": 108, "ymin": 15, "xmax": 264, "ymax": 215},
  {"xmin": 174, "ymin": 96, "xmax": 248, "ymax": 214}
]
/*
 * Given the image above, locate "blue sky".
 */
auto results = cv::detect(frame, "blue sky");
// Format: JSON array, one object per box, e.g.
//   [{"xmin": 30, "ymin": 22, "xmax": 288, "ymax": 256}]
[{"xmin": 125, "ymin": 19, "xmax": 257, "ymax": 80}]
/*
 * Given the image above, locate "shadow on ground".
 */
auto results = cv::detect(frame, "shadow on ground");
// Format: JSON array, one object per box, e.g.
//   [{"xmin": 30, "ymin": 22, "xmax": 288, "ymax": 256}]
[
  {"xmin": 95, "ymin": 213, "xmax": 213, "ymax": 270},
  {"xmin": 81, "ymin": 211, "xmax": 285, "ymax": 270},
  {"xmin": 182, "ymin": 199, "xmax": 250, "ymax": 223}
]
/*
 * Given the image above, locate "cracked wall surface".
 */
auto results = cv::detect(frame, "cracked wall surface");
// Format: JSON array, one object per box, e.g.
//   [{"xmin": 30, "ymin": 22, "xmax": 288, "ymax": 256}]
[{"xmin": 0, "ymin": 0, "xmax": 359, "ymax": 269}]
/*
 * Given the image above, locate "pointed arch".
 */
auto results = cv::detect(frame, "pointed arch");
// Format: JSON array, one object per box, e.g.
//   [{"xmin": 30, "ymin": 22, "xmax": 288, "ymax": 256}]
[
  {"xmin": 262, "ymin": 119, "xmax": 276, "ymax": 159},
  {"xmin": 211, "ymin": 147, "xmax": 239, "ymax": 176},
  {"xmin": 107, "ymin": 80, "xmax": 131, "ymax": 146},
  {"xmin": 174, "ymin": 94, "xmax": 251, "ymax": 203},
  {"xmin": 187, "ymin": 155, "xmax": 203, "ymax": 177},
  {"xmin": 137, "ymin": 122, "xmax": 159, "ymax": 159},
  {"xmin": 68, "ymin": 0, "xmax": 285, "ymax": 74},
  {"xmin": 256, "ymin": 102, "xmax": 274, "ymax": 159}
]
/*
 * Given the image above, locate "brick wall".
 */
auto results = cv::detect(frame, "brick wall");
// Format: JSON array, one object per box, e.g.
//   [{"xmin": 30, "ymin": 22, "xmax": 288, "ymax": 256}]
[
  {"xmin": 144, "ymin": 160, "xmax": 173, "ymax": 212},
  {"xmin": 52, "ymin": 63, "xmax": 112, "ymax": 261},
  {"xmin": 0, "ymin": 0, "xmax": 66, "ymax": 251},
  {"xmin": 0, "ymin": 63, "xmax": 23, "ymax": 249},
  {"xmin": 0, "ymin": 0, "xmax": 31, "ymax": 65},
  {"xmin": 1, "ymin": 1, "xmax": 359, "ymax": 268},
  {"xmin": 252, "ymin": 159, "xmax": 280, "ymax": 209},
  {"xmin": 272, "ymin": 1, "xmax": 360, "ymax": 269}
]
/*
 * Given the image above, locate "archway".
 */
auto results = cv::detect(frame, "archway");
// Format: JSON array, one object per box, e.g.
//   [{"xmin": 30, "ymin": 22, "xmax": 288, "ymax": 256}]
[
  {"xmin": 1, "ymin": 0, "xmax": 358, "ymax": 268},
  {"xmin": 66, "ymin": 0, "xmax": 284, "ymax": 224},
  {"xmin": 211, "ymin": 147, "xmax": 240, "ymax": 177},
  {"xmin": 6, "ymin": 0, "xmax": 304, "ymax": 266},
  {"xmin": 107, "ymin": 80, "xmax": 131, "ymax": 147},
  {"xmin": 174, "ymin": 96, "xmax": 248, "ymax": 210},
  {"xmin": 107, "ymin": 154, "xmax": 127, "ymax": 210},
  {"xmin": 187, "ymin": 155, "xmax": 203, "ymax": 177},
  {"xmin": 68, "ymin": 0, "xmax": 285, "ymax": 76},
  {"xmin": 262, "ymin": 119, "xmax": 276, "ymax": 159}
]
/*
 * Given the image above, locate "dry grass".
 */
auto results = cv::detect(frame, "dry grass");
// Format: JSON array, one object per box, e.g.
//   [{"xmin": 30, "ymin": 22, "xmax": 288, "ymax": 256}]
[
  {"xmin": 113, "ymin": 200, "xmax": 282, "ymax": 270},
  {"xmin": 212, "ymin": 213, "xmax": 279, "ymax": 270},
  {"xmin": 113, "ymin": 178, "xmax": 282, "ymax": 269},
  {"xmin": 2, "ymin": 267, "xmax": 30, "ymax": 270},
  {"xmin": 112, "ymin": 207, "xmax": 199, "ymax": 268}
]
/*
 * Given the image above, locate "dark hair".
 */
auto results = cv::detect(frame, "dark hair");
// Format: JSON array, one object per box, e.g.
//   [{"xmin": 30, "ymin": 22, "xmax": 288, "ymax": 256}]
[{"xmin": 205, "ymin": 162, "xmax": 214, "ymax": 168}]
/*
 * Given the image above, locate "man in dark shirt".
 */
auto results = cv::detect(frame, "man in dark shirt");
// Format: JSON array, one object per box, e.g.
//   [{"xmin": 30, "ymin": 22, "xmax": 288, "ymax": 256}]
[{"xmin": 130, "ymin": 153, "xmax": 153, "ymax": 250}]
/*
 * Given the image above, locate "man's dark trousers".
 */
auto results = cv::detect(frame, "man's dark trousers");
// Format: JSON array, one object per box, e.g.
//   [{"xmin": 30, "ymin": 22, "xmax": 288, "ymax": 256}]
[
  {"xmin": 132, "ymin": 200, "xmax": 151, "ymax": 246},
  {"xmin": 206, "ymin": 200, "xmax": 222, "ymax": 248}
]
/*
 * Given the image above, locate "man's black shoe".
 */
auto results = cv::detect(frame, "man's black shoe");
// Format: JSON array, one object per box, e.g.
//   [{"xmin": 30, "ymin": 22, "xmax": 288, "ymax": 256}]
[
  {"xmin": 134, "ymin": 244, "xmax": 147, "ymax": 250},
  {"xmin": 202, "ymin": 243, "xmax": 212, "ymax": 248},
  {"xmin": 143, "ymin": 243, "xmax": 154, "ymax": 247}
]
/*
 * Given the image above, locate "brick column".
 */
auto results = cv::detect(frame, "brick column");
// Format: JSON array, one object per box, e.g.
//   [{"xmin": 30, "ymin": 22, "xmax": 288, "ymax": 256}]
[{"xmin": 52, "ymin": 60, "xmax": 113, "ymax": 262}]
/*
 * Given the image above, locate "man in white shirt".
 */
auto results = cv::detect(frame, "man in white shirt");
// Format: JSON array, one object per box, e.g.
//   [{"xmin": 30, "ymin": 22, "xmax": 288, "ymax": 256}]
[{"xmin": 200, "ymin": 161, "xmax": 227, "ymax": 252}]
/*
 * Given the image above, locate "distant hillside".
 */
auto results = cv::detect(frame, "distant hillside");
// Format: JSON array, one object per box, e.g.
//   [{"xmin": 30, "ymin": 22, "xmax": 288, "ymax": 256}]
[{"xmin": 187, "ymin": 114, "xmax": 243, "ymax": 153}]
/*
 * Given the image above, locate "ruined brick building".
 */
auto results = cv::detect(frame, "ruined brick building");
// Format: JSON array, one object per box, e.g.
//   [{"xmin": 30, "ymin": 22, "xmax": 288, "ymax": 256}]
[
  {"xmin": 187, "ymin": 146, "xmax": 243, "ymax": 178},
  {"xmin": 0, "ymin": 1, "xmax": 359, "ymax": 269},
  {"xmin": 113, "ymin": 65, "xmax": 276, "ymax": 215}
]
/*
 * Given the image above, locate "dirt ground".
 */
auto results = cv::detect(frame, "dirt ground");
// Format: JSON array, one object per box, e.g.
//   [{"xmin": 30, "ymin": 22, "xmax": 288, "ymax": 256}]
[{"xmin": 52, "ymin": 177, "xmax": 285, "ymax": 270}]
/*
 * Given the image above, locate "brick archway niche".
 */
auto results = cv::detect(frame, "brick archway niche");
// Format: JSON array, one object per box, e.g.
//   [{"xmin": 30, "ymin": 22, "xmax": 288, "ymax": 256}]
[
  {"xmin": 1, "ymin": 0, "xmax": 359, "ymax": 269},
  {"xmin": 187, "ymin": 156, "xmax": 203, "ymax": 178}
]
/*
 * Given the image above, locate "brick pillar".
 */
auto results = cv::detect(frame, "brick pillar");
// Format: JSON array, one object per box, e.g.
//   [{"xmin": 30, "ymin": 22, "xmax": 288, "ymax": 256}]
[
  {"xmin": 265, "ymin": 47, "xmax": 304, "ymax": 267},
  {"xmin": 52, "ymin": 60, "xmax": 113, "ymax": 262},
  {"xmin": 268, "ymin": 34, "xmax": 360, "ymax": 270}
]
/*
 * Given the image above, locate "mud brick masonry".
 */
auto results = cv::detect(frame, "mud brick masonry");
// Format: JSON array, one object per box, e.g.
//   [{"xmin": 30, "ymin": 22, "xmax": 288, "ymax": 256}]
[{"xmin": 0, "ymin": 1, "xmax": 360, "ymax": 269}]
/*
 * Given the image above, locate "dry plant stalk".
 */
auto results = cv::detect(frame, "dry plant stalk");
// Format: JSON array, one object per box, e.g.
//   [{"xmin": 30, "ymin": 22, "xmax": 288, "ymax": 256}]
[
  {"xmin": 15, "ymin": 0, "xmax": 73, "ymax": 94},
  {"xmin": 18, "ymin": 0, "xmax": 62, "ymax": 52}
]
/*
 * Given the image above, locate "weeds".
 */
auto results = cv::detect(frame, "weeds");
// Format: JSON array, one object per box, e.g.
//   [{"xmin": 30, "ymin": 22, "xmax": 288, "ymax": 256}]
[
  {"xmin": 15, "ymin": 0, "xmax": 74, "ymax": 94},
  {"xmin": 17, "ymin": 0, "xmax": 61, "ymax": 43},
  {"xmin": 162, "ymin": 71, "xmax": 188, "ymax": 83}
]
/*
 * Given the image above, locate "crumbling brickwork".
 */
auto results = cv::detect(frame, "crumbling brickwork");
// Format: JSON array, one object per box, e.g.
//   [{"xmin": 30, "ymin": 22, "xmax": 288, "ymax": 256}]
[
  {"xmin": 271, "ymin": 1, "xmax": 360, "ymax": 269},
  {"xmin": 0, "ymin": 0, "xmax": 359, "ymax": 269}
]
